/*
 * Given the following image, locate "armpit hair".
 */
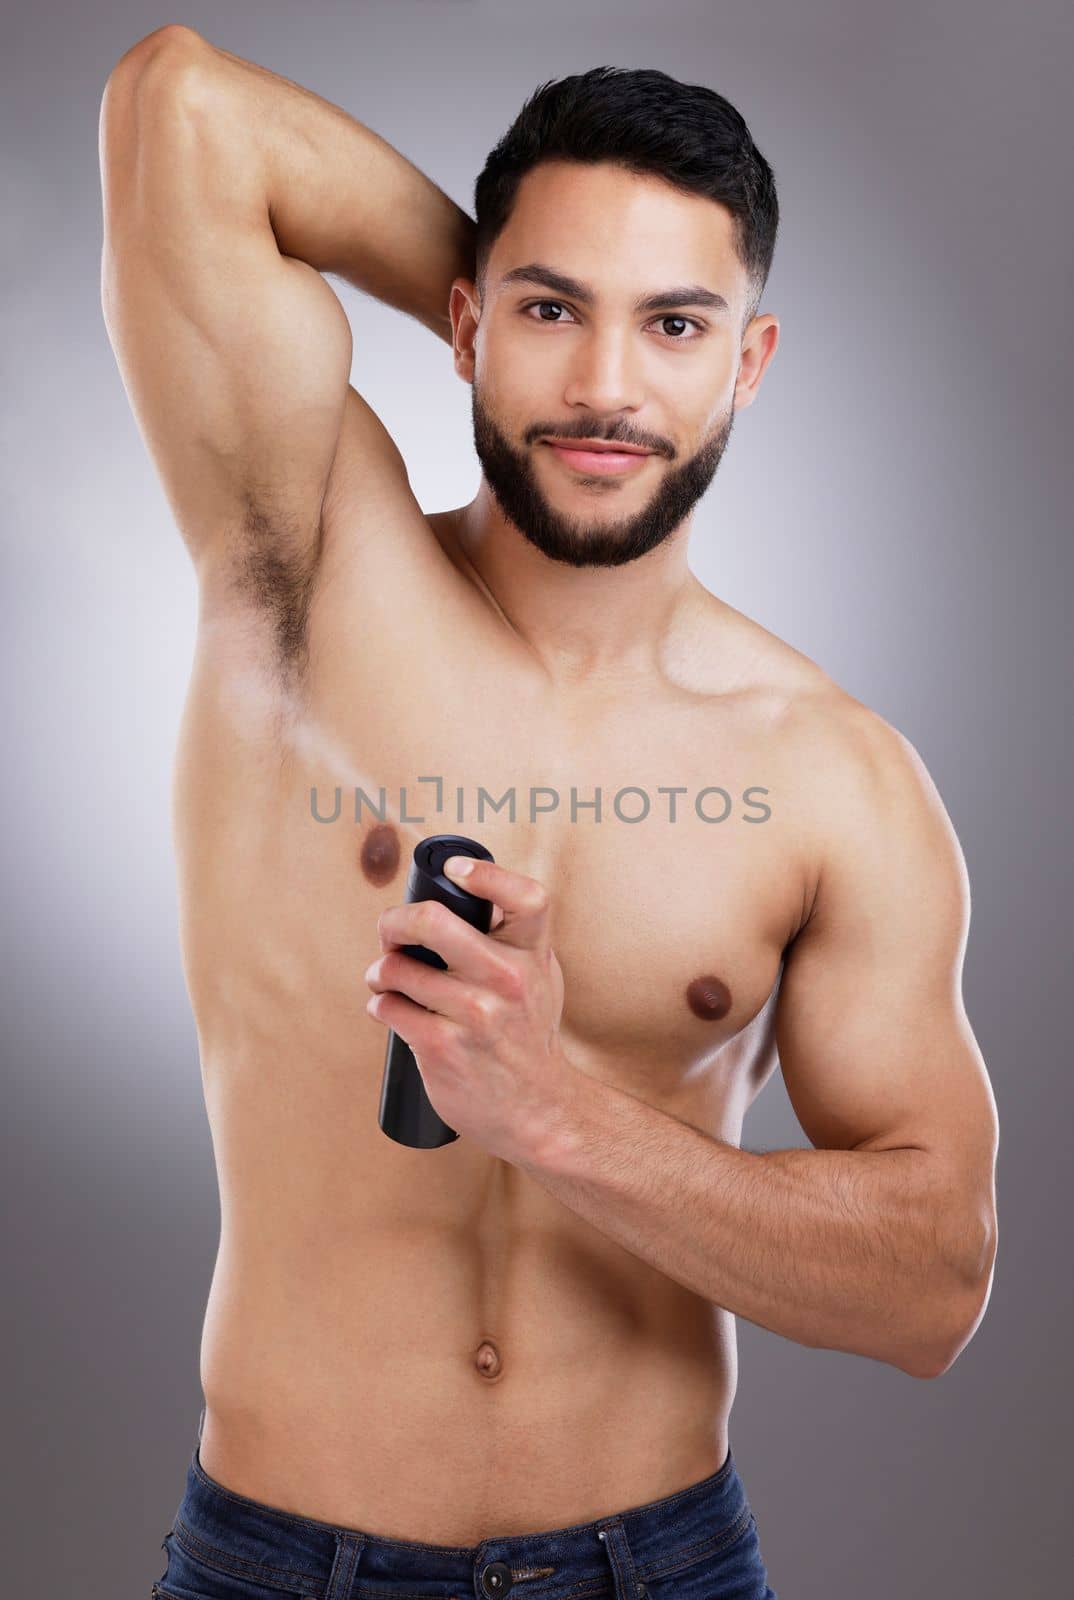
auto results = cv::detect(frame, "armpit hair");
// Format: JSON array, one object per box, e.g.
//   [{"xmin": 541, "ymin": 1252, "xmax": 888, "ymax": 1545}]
[{"xmin": 229, "ymin": 493, "xmax": 324, "ymax": 676}]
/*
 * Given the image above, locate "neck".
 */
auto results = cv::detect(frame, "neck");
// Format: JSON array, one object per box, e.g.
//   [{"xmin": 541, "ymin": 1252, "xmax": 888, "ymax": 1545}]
[{"xmin": 449, "ymin": 481, "xmax": 703, "ymax": 689}]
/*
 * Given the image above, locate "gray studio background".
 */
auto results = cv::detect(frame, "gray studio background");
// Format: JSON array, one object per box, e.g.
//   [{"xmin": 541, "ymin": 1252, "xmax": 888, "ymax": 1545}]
[{"xmin": 2, "ymin": 1, "xmax": 1071, "ymax": 1595}]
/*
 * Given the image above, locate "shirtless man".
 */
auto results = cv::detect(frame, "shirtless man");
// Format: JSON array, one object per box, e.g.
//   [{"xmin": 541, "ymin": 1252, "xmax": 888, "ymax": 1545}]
[{"xmin": 100, "ymin": 24, "xmax": 999, "ymax": 1599}]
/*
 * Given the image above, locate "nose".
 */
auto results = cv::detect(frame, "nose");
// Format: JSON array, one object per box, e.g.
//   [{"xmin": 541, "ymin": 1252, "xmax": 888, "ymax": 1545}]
[{"xmin": 562, "ymin": 325, "xmax": 645, "ymax": 416}]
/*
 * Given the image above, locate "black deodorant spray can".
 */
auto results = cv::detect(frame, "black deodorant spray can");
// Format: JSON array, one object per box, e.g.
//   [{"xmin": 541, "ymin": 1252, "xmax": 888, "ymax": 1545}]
[{"xmin": 377, "ymin": 834, "xmax": 495, "ymax": 1149}]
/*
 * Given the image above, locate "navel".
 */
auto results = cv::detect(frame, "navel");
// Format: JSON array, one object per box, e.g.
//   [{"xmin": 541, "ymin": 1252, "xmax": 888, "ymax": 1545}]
[
  {"xmin": 474, "ymin": 1339, "xmax": 503, "ymax": 1380},
  {"xmin": 359, "ymin": 823, "xmax": 401, "ymax": 888},
  {"xmin": 685, "ymin": 974, "xmax": 733, "ymax": 1021}
]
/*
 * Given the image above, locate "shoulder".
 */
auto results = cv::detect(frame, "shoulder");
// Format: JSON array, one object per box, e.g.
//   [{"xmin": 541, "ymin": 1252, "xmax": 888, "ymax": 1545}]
[
  {"xmin": 706, "ymin": 603, "xmax": 969, "ymax": 936},
  {"xmin": 796, "ymin": 684, "xmax": 955, "ymax": 846},
  {"xmin": 713, "ymin": 597, "xmax": 949, "ymax": 813},
  {"xmin": 786, "ymin": 681, "xmax": 970, "ymax": 945}
]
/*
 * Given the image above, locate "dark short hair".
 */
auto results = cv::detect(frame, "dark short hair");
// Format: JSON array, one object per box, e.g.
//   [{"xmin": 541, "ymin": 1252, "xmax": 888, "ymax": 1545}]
[{"xmin": 473, "ymin": 66, "xmax": 779, "ymax": 328}]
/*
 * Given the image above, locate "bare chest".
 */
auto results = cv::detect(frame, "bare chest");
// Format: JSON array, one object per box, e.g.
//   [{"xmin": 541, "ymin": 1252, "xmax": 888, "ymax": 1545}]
[
  {"xmin": 282, "ymin": 629, "xmax": 798, "ymax": 1105},
  {"xmin": 178, "ymin": 531, "xmax": 806, "ymax": 1119}
]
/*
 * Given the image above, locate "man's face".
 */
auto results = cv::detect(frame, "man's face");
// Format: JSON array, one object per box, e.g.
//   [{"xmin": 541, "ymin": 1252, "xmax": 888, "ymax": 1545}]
[{"xmin": 455, "ymin": 160, "xmax": 756, "ymax": 569}]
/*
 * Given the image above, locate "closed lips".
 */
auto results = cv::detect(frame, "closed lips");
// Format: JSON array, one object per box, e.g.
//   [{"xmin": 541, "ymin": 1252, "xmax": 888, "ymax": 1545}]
[
  {"xmin": 542, "ymin": 440, "xmax": 656, "ymax": 477},
  {"xmin": 543, "ymin": 438, "xmax": 650, "ymax": 453}
]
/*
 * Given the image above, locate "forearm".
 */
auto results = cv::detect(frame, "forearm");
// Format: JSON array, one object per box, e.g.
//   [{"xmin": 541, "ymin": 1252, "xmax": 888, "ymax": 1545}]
[
  {"xmin": 123, "ymin": 24, "xmax": 474, "ymax": 341},
  {"xmin": 516, "ymin": 1065, "xmax": 979, "ymax": 1379}
]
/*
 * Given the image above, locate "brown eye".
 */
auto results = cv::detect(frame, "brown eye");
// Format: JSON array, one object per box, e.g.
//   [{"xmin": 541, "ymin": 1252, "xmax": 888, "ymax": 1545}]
[
  {"xmin": 524, "ymin": 301, "xmax": 573, "ymax": 322},
  {"xmin": 653, "ymin": 315, "xmax": 703, "ymax": 340}
]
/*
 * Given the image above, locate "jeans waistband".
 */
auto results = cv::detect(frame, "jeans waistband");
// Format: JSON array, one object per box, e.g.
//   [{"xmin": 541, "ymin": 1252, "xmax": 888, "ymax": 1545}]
[{"xmin": 168, "ymin": 1429, "xmax": 752, "ymax": 1600}]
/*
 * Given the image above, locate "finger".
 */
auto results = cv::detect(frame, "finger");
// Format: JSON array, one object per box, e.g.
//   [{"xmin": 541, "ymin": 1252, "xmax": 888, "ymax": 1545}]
[
  {"xmin": 366, "ymin": 986, "xmax": 456, "ymax": 1059},
  {"xmin": 441, "ymin": 856, "xmax": 550, "ymax": 951},
  {"xmin": 365, "ymin": 950, "xmax": 477, "ymax": 1026},
  {"xmin": 377, "ymin": 898, "xmax": 516, "ymax": 989}
]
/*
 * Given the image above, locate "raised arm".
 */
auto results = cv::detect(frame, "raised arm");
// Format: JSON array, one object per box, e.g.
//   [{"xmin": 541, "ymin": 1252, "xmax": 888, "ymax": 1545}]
[{"xmin": 99, "ymin": 23, "xmax": 476, "ymax": 591}]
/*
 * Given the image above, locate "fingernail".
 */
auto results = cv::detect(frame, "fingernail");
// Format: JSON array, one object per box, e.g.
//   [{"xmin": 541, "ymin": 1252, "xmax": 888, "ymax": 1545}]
[{"xmin": 444, "ymin": 855, "xmax": 474, "ymax": 878}]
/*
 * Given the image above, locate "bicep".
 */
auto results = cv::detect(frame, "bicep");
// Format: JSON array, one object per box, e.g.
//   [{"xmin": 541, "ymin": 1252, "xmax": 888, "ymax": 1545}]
[
  {"xmin": 775, "ymin": 716, "xmax": 998, "ymax": 1216},
  {"xmin": 100, "ymin": 30, "xmax": 407, "ymax": 586}
]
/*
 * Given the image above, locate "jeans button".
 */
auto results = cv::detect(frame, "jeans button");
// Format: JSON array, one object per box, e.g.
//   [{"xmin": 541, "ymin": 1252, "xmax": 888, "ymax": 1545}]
[{"xmin": 480, "ymin": 1560, "xmax": 512, "ymax": 1596}]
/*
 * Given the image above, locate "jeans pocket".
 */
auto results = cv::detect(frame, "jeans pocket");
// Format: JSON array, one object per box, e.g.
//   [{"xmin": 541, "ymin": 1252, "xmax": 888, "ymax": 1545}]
[
  {"xmin": 640, "ymin": 1509, "xmax": 768, "ymax": 1600},
  {"xmin": 156, "ymin": 1530, "xmax": 319, "ymax": 1600}
]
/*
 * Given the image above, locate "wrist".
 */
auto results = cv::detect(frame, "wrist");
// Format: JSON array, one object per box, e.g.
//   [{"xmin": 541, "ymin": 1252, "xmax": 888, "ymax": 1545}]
[{"xmin": 514, "ymin": 1049, "xmax": 587, "ymax": 1176}]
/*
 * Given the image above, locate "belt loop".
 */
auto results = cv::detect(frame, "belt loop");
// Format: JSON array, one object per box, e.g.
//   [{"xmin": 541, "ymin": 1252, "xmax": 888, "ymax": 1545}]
[
  {"xmin": 324, "ymin": 1531, "xmax": 364, "ymax": 1600},
  {"xmin": 597, "ymin": 1519, "xmax": 643, "ymax": 1600}
]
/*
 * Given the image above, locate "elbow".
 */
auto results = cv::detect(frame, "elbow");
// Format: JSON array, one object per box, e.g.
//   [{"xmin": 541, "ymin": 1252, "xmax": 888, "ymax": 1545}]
[
  {"xmin": 908, "ymin": 1338, "xmax": 965, "ymax": 1381},
  {"xmin": 100, "ymin": 24, "xmax": 211, "ymax": 144},
  {"xmin": 99, "ymin": 22, "xmax": 218, "ymax": 235},
  {"xmin": 902, "ymin": 1335, "xmax": 970, "ymax": 1382},
  {"xmin": 106, "ymin": 24, "xmax": 207, "ymax": 88},
  {"xmin": 916, "ymin": 1244, "xmax": 997, "ymax": 1380}
]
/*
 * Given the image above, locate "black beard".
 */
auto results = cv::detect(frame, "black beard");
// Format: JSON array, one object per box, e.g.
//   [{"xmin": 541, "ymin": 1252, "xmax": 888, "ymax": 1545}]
[{"xmin": 470, "ymin": 384, "xmax": 735, "ymax": 569}]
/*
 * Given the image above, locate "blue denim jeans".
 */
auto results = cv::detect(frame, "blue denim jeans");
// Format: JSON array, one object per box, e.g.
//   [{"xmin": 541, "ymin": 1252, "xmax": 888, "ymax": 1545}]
[{"xmin": 154, "ymin": 1410, "xmax": 778, "ymax": 1600}]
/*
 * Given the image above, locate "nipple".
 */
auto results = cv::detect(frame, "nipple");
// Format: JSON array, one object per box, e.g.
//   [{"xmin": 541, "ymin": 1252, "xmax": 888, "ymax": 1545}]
[
  {"xmin": 685, "ymin": 974, "xmax": 733, "ymax": 1021},
  {"xmin": 474, "ymin": 1339, "xmax": 503, "ymax": 1380},
  {"xmin": 360, "ymin": 823, "xmax": 401, "ymax": 888}
]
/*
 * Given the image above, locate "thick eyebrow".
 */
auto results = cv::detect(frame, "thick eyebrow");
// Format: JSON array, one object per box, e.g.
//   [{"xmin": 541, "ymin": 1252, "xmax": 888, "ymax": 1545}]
[{"xmin": 498, "ymin": 262, "xmax": 730, "ymax": 315}]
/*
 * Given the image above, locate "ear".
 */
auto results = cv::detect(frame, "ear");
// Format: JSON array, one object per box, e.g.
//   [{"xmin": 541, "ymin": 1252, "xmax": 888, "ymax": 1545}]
[
  {"xmin": 450, "ymin": 278, "xmax": 481, "ymax": 384},
  {"xmin": 734, "ymin": 313, "xmax": 780, "ymax": 410}
]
